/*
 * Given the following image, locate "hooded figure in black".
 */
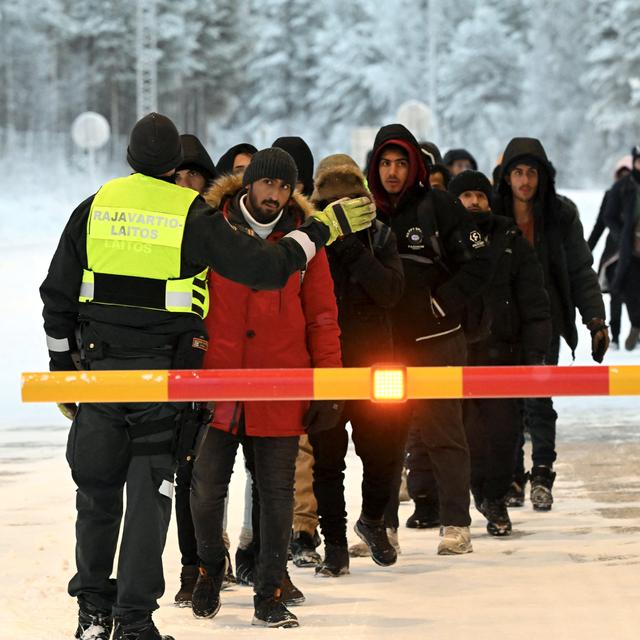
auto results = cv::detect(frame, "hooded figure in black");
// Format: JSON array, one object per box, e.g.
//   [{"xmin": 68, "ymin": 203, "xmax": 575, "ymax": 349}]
[
  {"xmin": 443, "ymin": 148, "xmax": 478, "ymax": 176},
  {"xmin": 366, "ymin": 123, "xmax": 493, "ymax": 555},
  {"xmin": 493, "ymin": 137, "xmax": 607, "ymax": 511},
  {"xmin": 272, "ymin": 136, "xmax": 315, "ymax": 197},
  {"xmin": 216, "ymin": 142, "xmax": 257, "ymax": 176},
  {"xmin": 603, "ymin": 147, "xmax": 640, "ymax": 350},
  {"xmin": 448, "ymin": 170, "xmax": 551, "ymax": 536},
  {"xmin": 175, "ymin": 134, "xmax": 218, "ymax": 194}
]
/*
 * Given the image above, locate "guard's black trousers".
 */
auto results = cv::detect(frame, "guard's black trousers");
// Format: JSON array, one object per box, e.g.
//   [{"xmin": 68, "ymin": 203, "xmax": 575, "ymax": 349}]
[{"xmin": 66, "ymin": 352, "xmax": 179, "ymax": 618}]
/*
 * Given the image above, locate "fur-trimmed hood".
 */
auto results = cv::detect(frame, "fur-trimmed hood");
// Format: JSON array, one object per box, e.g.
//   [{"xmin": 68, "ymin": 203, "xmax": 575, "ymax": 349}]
[
  {"xmin": 311, "ymin": 155, "xmax": 370, "ymax": 207},
  {"xmin": 204, "ymin": 171, "xmax": 316, "ymax": 221}
]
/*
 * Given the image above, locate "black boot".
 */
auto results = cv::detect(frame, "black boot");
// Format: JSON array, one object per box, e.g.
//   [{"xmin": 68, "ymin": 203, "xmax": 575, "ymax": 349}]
[
  {"xmin": 75, "ymin": 601, "xmax": 113, "ymax": 640},
  {"xmin": 281, "ymin": 569, "xmax": 306, "ymax": 605},
  {"xmin": 354, "ymin": 517, "xmax": 397, "ymax": 566},
  {"xmin": 406, "ymin": 499, "xmax": 440, "ymax": 529},
  {"xmin": 192, "ymin": 563, "xmax": 225, "ymax": 619},
  {"xmin": 235, "ymin": 543, "xmax": 255, "ymax": 586},
  {"xmin": 479, "ymin": 497, "xmax": 512, "ymax": 536},
  {"xmin": 505, "ymin": 473, "xmax": 529, "ymax": 507},
  {"xmin": 290, "ymin": 530, "xmax": 321, "ymax": 567},
  {"xmin": 530, "ymin": 466, "xmax": 556, "ymax": 512},
  {"xmin": 174, "ymin": 564, "xmax": 198, "ymax": 607},
  {"xmin": 315, "ymin": 543, "xmax": 350, "ymax": 577},
  {"xmin": 252, "ymin": 592, "xmax": 299, "ymax": 628},
  {"xmin": 112, "ymin": 614, "xmax": 173, "ymax": 640}
]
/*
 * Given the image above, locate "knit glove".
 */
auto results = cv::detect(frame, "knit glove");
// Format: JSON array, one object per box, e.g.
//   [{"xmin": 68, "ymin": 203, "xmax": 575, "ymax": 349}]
[
  {"xmin": 312, "ymin": 197, "xmax": 376, "ymax": 244},
  {"xmin": 587, "ymin": 318, "xmax": 610, "ymax": 363},
  {"xmin": 303, "ymin": 400, "xmax": 345, "ymax": 435}
]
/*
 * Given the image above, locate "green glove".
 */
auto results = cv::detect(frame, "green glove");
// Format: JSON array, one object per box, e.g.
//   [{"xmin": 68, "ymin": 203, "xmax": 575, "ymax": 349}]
[
  {"xmin": 57, "ymin": 402, "xmax": 78, "ymax": 421},
  {"xmin": 312, "ymin": 197, "xmax": 376, "ymax": 245}
]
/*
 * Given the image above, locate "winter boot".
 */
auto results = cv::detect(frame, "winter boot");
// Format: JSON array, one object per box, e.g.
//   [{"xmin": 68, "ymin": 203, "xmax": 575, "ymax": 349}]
[
  {"xmin": 530, "ymin": 465, "xmax": 556, "ymax": 511},
  {"xmin": 252, "ymin": 592, "xmax": 299, "ymax": 628},
  {"xmin": 406, "ymin": 499, "xmax": 440, "ymax": 528},
  {"xmin": 235, "ymin": 543, "xmax": 255, "ymax": 586},
  {"xmin": 222, "ymin": 550, "xmax": 236, "ymax": 589},
  {"xmin": 437, "ymin": 526, "xmax": 473, "ymax": 555},
  {"xmin": 75, "ymin": 602, "xmax": 113, "ymax": 640},
  {"xmin": 290, "ymin": 530, "xmax": 321, "ymax": 567},
  {"xmin": 354, "ymin": 517, "xmax": 397, "ymax": 566},
  {"xmin": 625, "ymin": 326, "xmax": 640, "ymax": 351},
  {"xmin": 192, "ymin": 563, "xmax": 225, "ymax": 619},
  {"xmin": 174, "ymin": 564, "xmax": 198, "ymax": 607},
  {"xmin": 112, "ymin": 614, "xmax": 174, "ymax": 640},
  {"xmin": 281, "ymin": 569, "xmax": 306, "ymax": 606},
  {"xmin": 315, "ymin": 543, "xmax": 350, "ymax": 577},
  {"xmin": 480, "ymin": 498, "xmax": 512, "ymax": 536},
  {"xmin": 505, "ymin": 473, "xmax": 529, "ymax": 507}
]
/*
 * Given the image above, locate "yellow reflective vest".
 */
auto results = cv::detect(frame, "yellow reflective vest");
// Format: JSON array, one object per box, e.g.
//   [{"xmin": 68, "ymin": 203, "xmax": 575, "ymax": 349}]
[{"xmin": 79, "ymin": 173, "xmax": 209, "ymax": 318}]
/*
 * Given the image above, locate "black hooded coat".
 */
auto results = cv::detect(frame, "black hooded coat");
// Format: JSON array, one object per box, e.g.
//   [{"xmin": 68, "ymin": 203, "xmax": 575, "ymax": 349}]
[{"xmin": 493, "ymin": 138, "xmax": 604, "ymax": 353}]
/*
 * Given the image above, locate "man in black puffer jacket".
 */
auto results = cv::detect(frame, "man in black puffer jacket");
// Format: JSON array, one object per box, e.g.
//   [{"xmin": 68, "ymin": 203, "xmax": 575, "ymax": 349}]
[
  {"xmin": 493, "ymin": 137, "xmax": 608, "ymax": 512},
  {"xmin": 604, "ymin": 146, "xmax": 640, "ymax": 351},
  {"xmin": 449, "ymin": 170, "xmax": 551, "ymax": 536},
  {"xmin": 367, "ymin": 124, "xmax": 493, "ymax": 556}
]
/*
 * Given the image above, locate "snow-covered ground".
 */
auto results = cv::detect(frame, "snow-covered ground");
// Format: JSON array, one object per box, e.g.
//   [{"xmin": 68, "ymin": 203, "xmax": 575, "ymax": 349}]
[{"xmin": 0, "ymin": 184, "xmax": 639, "ymax": 637}]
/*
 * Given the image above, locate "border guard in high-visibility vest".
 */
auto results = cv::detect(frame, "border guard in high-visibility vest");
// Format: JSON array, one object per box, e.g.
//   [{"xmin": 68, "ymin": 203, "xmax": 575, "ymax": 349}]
[{"xmin": 40, "ymin": 112, "xmax": 376, "ymax": 640}]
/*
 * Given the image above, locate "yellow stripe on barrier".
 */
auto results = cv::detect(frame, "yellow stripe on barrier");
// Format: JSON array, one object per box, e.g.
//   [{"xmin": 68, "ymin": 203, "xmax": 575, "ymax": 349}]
[
  {"xmin": 406, "ymin": 366, "xmax": 463, "ymax": 399},
  {"xmin": 21, "ymin": 370, "xmax": 169, "ymax": 403},
  {"xmin": 313, "ymin": 368, "xmax": 372, "ymax": 400},
  {"xmin": 609, "ymin": 365, "xmax": 640, "ymax": 396}
]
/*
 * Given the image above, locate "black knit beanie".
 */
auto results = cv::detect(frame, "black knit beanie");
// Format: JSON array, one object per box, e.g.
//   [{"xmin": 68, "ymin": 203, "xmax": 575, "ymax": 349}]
[
  {"xmin": 448, "ymin": 170, "xmax": 493, "ymax": 201},
  {"xmin": 127, "ymin": 112, "xmax": 183, "ymax": 176},
  {"xmin": 242, "ymin": 147, "xmax": 298, "ymax": 190}
]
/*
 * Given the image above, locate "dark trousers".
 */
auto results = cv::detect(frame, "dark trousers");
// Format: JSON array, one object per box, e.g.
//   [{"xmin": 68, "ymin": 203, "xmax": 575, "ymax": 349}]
[
  {"xmin": 620, "ymin": 258, "xmax": 640, "ymax": 327},
  {"xmin": 175, "ymin": 461, "xmax": 198, "ymax": 566},
  {"xmin": 66, "ymin": 353, "xmax": 178, "ymax": 618},
  {"xmin": 610, "ymin": 292, "xmax": 623, "ymax": 342},
  {"xmin": 517, "ymin": 334, "xmax": 560, "ymax": 472},
  {"xmin": 404, "ymin": 330, "xmax": 471, "ymax": 527},
  {"xmin": 191, "ymin": 425, "xmax": 298, "ymax": 597},
  {"xmin": 464, "ymin": 398, "xmax": 520, "ymax": 501},
  {"xmin": 309, "ymin": 402, "xmax": 409, "ymax": 545}
]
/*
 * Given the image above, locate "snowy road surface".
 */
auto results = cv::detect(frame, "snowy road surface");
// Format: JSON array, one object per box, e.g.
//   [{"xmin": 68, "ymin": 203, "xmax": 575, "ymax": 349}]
[{"xmin": 0, "ymin": 187, "xmax": 639, "ymax": 637}]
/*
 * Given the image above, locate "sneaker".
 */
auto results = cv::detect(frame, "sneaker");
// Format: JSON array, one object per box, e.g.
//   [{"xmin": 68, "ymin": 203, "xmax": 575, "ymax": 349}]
[
  {"xmin": 192, "ymin": 564, "xmax": 225, "ymax": 619},
  {"xmin": 315, "ymin": 543, "xmax": 350, "ymax": 577},
  {"xmin": 112, "ymin": 614, "xmax": 173, "ymax": 640},
  {"xmin": 479, "ymin": 498, "xmax": 512, "ymax": 536},
  {"xmin": 406, "ymin": 500, "xmax": 440, "ymax": 528},
  {"xmin": 252, "ymin": 593, "xmax": 299, "ymax": 628},
  {"xmin": 281, "ymin": 569, "xmax": 305, "ymax": 606},
  {"xmin": 530, "ymin": 466, "xmax": 556, "ymax": 512},
  {"xmin": 290, "ymin": 530, "xmax": 321, "ymax": 568},
  {"xmin": 235, "ymin": 544, "xmax": 255, "ymax": 586},
  {"xmin": 437, "ymin": 526, "xmax": 473, "ymax": 555},
  {"xmin": 348, "ymin": 540, "xmax": 370, "ymax": 557},
  {"xmin": 222, "ymin": 550, "xmax": 236, "ymax": 589},
  {"xmin": 354, "ymin": 518, "xmax": 397, "ymax": 566},
  {"xmin": 625, "ymin": 327, "xmax": 640, "ymax": 351},
  {"xmin": 174, "ymin": 564, "xmax": 198, "ymax": 607},
  {"xmin": 75, "ymin": 603, "xmax": 113, "ymax": 640},
  {"xmin": 505, "ymin": 473, "xmax": 529, "ymax": 507}
]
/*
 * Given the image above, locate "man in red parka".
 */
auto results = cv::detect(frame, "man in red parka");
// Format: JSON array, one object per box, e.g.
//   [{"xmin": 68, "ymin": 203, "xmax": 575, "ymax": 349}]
[{"xmin": 189, "ymin": 148, "xmax": 342, "ymax": 629}]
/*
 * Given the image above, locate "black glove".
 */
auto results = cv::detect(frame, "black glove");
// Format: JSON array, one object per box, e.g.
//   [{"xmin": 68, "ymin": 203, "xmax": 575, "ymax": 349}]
[
  {"xmin": 587, "ymin": 318, "xmax": 610, "ymax": 363},
  {"xmin": 303, "ymin": 400, "xmax": 345, "ymax": 435},
  {"xmin": 330, "ymin": 234, "xmax": 367, "ymax": 264}
]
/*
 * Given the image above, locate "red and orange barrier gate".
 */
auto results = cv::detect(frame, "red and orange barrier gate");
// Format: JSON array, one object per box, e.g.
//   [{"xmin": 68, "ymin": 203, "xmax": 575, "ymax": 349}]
[{"xmin": 21, "ymin": 365, "xmax": 640, "ymax": 404}]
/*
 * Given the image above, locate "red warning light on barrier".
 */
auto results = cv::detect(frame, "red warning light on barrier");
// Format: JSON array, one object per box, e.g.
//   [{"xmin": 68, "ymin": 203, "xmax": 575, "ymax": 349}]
[{"xmin": 371, "ymin": 365, "xmax": 407, "ymax": 402}]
